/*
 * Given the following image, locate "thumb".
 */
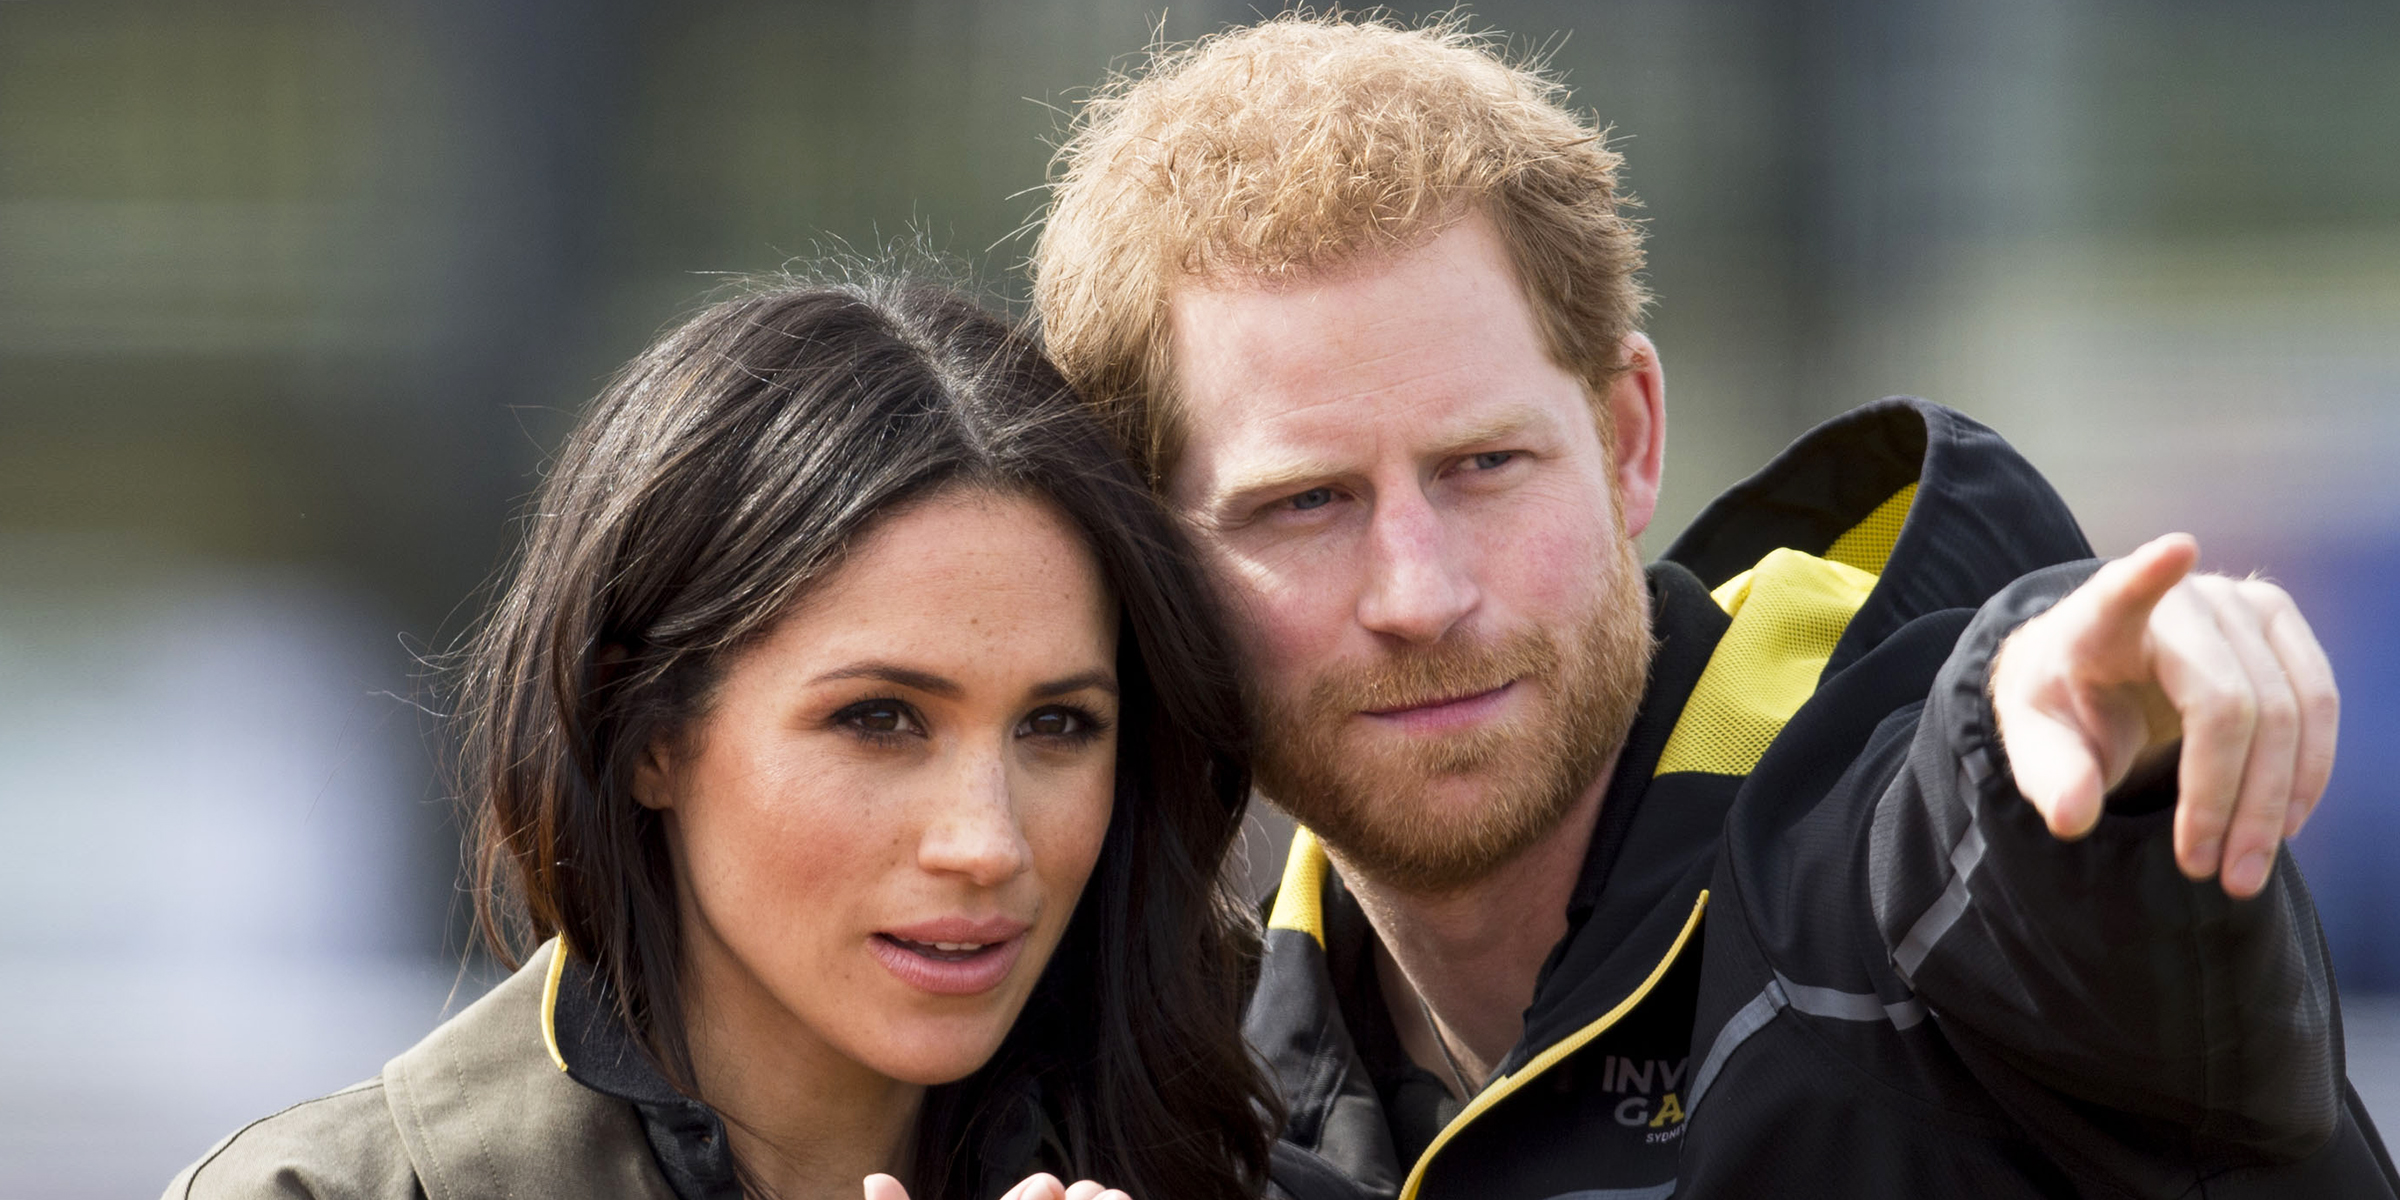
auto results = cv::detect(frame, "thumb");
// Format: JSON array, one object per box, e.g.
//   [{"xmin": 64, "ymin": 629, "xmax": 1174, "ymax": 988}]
[
  {"xmin": 864, "ymin": 1174, "xmax": 909, "ymax": 1200},
  {"xmin": 2068, "ymin": 533, "xmax": 2199, "ymax": 667}
]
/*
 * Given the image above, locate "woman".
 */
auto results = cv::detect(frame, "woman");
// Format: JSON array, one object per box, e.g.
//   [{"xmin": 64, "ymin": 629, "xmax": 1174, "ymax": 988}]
[{"xmin": 166, "ymin": 273, "xmax": 1277, "ymax": 1200}]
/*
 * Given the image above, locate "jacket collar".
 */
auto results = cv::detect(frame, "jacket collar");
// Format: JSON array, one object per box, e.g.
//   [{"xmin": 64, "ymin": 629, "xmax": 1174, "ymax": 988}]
[
  {"xmin": 1662, "ymin": 396, "xmax": 2093, "ymax": 675},
  {"xmin": 545, "ymin": 943, "xmax": 742, "ymax": 1200},
  {"xmin": 540, "ymin": 937, "xmax": 1055, "ymax": 1200},
  {"xmin": 1245, "ymin": 563, "xmax": 1727, "ymax": 1195},
  {"xmin": 378, "ymin": 938, "xmax": 681, "ymax": 1200}
]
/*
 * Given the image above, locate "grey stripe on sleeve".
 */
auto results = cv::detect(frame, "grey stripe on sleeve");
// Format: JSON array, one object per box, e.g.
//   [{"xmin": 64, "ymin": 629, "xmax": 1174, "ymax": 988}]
[
  {"xmin": 1773, "ymin": 971, "xmax": 1927, "ymax": 1031},
  {"xmin": 1540, "ymin": 1182, "xmax": 1679, "ymax": 1200},
  {"xmin": 1689, "ymin": 967, "xmax": 1934, "ymax": 1124},
  {"xmin": 1891, "ymin": 749, "xmax": 1998, "ymax": 983},
  {"xmin": 1686, "ymin": 979, "xmax": 1785, "ymax": 1115}
]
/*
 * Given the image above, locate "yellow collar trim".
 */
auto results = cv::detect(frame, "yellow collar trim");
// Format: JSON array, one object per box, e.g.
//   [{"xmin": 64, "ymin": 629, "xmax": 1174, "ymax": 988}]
[
  {"xmin": 1399, "ymin": 890, "xmax": 1710, "ymax": 1200},
  {"xmin": 1265, "ymin": 827, "xmax": 1331, "ymax": 949},
  {"xmin": 539, "ymin": 934, "xmax": 570, "ymax": 1073}
]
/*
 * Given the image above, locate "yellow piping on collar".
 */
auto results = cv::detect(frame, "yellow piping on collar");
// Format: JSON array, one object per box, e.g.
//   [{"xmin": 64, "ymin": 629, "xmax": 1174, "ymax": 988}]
[
  {"xmin": 540, "ymin": 934, "xmax": 570, "ymax": 1073},
  {"xmin": 1825, "ymin": 482, "xmax": 1916, "ymax": 576},
  {"xmin": 1398, "ymin": 889, "xmax": 1710, "ymax": 1200},
  {"xmin": 1266, "ymin": 827, "xmax": 1331, "ymax": 950}
]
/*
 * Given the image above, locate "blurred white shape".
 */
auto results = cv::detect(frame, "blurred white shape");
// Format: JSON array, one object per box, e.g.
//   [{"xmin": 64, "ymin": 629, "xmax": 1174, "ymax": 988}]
[
  {"xmin": 0, "ymin": 953, "xmax": 488, "ymax": 1199},
  {"xmin": 0, "ymin": 542, "xmax": 420, "ymax": 958},
  {"xmin": 1899, "ymin": 231, "xmax": 2400, "ymax": 557},
  {"xmin": 0, "ymin": 539, "xmax": 454, "ymax": 1194}
]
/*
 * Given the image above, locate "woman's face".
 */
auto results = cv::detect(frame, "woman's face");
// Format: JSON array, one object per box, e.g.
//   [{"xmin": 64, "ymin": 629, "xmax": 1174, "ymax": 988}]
[{"xmin": 638, "ymin": 488, "xmax": 1119, "ymax": 1087}]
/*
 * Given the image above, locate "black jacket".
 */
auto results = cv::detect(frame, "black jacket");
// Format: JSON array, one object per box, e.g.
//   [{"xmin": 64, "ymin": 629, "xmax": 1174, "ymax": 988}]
[{"xmin": 1249, "ymin": 399, "xmax": 2398, "ymax": 1200}]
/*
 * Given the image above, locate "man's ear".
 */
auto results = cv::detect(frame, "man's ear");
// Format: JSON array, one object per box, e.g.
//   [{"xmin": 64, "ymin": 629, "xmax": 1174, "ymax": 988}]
[
  {"xmin": 1603, "ymin": 332, "xmax": 1667, "ymax": 540},
  {"xmin": 632, "ymin": 739, "xmax": 676, "ymax": 811}
]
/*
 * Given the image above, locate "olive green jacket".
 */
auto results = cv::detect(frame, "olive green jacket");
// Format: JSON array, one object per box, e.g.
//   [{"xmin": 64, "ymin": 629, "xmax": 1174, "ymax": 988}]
[{"xmin": 165, "ymin": 940, "xmax": 677, "ymax": 1200}]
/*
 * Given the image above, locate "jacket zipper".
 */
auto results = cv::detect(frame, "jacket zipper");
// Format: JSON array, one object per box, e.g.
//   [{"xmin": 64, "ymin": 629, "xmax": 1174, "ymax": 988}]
[{"xmin": 1396, "ymin": 890, "xmax": 1711, "ymax": 1200}]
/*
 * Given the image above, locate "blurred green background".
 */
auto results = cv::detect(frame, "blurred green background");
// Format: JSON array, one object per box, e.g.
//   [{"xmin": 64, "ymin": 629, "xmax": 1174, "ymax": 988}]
[{"xmin": 3, "ymin": 1, "xmax": 2396, "ymax": 1193}]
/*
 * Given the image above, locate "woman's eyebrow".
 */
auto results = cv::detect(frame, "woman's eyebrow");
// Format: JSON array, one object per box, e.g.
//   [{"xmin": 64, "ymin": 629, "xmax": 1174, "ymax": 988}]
[
  {"xmin": 809, "ymin": 661, "xmax": 962, "ymax": 697},
  {"xmin": 809, "ymin": 663, "xmax": 1118, "ymax": 700},
  {"xmin": 1030, "ymin": 669, "xmax": 1119, "ymax": 699}
]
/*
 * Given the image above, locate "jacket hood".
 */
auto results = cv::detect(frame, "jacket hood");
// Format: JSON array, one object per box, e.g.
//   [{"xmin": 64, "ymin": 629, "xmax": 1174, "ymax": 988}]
[{"xmin": 1664, "ymin": 396, "xmax": 2093, "ymax": 676}]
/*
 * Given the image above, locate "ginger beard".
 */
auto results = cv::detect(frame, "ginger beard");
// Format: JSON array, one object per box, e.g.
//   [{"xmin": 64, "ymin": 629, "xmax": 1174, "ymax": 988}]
[{"xmin": 1249, "ymin": 532, "xmax": 1654, "ymax": 894}]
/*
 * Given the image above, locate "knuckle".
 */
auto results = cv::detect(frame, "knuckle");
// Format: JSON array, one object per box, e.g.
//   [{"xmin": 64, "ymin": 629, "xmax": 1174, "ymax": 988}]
[
  {"xmin": 2238, "ymin": 577, "xmax": 2292, "ymax": 609},
  {"xmin": 2195, "ymin": 686, "xmax": 2259, "ymax": 738},
  {"xmin": 2232, "ymin": 797, "xmax": 2289, "ymax": 834},
  {"xmin": 2254, "ymin": 692, "xmax": 2299, "ymax": 736}
]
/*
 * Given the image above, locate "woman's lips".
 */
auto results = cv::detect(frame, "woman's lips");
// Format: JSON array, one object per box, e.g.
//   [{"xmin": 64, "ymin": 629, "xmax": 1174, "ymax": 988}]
[
  {"xmin": 1359, "ymin": 680, "xmax": 1517, "ymax": 734},
  {"xmin": 870, "ymin": 917, "xmax": 1030, "ymax": 997}
]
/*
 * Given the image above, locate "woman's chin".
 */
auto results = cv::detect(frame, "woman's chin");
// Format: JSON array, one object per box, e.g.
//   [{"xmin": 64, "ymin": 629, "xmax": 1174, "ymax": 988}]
[{"xmin": 858, "ymin": 1019, "xmax": 1021, "ymax": 1087}]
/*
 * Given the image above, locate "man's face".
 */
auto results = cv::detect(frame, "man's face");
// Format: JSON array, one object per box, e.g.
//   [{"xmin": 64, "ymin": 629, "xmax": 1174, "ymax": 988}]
[{"xmin": 1165, "ymin": 214, "xmax": 1661, "ymax": 892}]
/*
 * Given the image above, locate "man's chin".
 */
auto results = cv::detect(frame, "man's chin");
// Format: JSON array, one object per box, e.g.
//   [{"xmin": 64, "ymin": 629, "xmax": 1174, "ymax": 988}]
[{"xmin": 1267, "ymin": 764, "xmax": 1579, "ymax": 893}]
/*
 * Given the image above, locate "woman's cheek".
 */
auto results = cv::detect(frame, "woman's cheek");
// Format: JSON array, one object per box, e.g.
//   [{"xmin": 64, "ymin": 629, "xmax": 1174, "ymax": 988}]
[
  {"xmin": 699, "ymin": 753, "xmax": 887, "ymax": 939},
  {"xmin": 1028, "ymin": 753, "xmax": 1117, "ymax": 900}
]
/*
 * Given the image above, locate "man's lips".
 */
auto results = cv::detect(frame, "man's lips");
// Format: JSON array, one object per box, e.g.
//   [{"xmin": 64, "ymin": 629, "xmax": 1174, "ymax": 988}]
[
  {"xmin": 870, "ymin": 916, "xmax": 1031, "ymax": 997},
  {"xmin": 1358, "ymin": 680, "xmax": 1517, "ymax": 732}
]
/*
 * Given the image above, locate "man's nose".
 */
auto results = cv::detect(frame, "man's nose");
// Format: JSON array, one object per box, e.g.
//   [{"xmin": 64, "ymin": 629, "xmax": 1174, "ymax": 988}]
[
  {"xmin": 1355, "ymin": 489, "xmax": 1479, "ymax": 644},
  {"xmin": 915, "ymin": 744, "xmax": 1033, "ymax": 888}
]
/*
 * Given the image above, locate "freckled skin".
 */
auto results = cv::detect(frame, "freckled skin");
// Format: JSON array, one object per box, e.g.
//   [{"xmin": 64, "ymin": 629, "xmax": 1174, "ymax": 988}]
[{"xmin": 637, "ymin": 490, "xmax": 1120, "ymax": 1097}]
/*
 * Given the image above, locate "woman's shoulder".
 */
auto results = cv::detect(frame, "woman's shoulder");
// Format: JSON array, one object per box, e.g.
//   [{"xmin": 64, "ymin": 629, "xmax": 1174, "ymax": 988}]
[
  {"xmin": 162, "ymin": 1077, "xmax": 419, "ymax": 1200},
  {"xmin": 164, "ymin": 940, "xmax": 673, "ymax": 1200}
]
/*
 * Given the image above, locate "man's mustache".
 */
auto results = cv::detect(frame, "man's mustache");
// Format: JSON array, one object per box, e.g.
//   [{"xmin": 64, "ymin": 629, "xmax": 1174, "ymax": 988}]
[{"xmin": 1298, "ymin": 632, "xmax": 1563, "ymax": 716}]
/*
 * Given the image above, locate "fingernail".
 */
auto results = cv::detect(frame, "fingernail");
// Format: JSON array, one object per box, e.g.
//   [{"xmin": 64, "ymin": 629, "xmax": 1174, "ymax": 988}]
[
  {"xmin": 2189, "ymin": 839, "xmax": 2220, "ymax": 875},
  {"xmin": 2229, "ymin": 851, "xmax": 2270, "ymax": 895}
]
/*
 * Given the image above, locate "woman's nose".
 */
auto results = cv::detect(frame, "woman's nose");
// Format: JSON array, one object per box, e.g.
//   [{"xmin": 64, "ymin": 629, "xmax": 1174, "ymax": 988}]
[{"xmin": 914, "ymin": 745, "xmax": 1033, "ymax": 887}]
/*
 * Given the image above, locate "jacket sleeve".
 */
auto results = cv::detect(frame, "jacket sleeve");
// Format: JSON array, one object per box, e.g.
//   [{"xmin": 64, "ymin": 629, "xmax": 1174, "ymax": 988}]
[{"xmin": 1866, "ymin": 560, "xmax": 2343, "ymax": 1163}]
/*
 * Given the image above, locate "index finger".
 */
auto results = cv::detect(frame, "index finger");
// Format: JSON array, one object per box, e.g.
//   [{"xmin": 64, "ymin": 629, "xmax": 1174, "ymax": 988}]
[{"xmin": 2060, "ymin": 534, "xmax": 2201, "ymax": 674}]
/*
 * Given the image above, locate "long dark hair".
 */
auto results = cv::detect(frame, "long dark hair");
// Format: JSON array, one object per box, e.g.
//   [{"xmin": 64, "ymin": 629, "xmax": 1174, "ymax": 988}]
[{"xmin": 454, "ymin": 270, "xmax": 1275, "ymax": 1199}]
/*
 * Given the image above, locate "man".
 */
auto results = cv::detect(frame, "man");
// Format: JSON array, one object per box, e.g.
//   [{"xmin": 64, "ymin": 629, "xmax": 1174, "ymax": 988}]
[{"xmin": 1032, "ymin": 15, "xmax": 2391, "ymax": 1200}]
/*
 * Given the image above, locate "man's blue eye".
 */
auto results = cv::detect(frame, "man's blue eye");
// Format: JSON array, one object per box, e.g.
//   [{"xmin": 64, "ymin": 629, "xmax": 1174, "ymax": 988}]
[
  {"xmin": 1290, "ymin": 488, "xmax": 1334, "ymax": 511},
  {"xmin": 1473, "ymin": 451, "xmax": 1514, "ymax": 470}
]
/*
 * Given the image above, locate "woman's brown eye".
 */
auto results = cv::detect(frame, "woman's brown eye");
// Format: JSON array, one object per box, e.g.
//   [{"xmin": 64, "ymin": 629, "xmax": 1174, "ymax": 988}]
[
  {"xmin": 1028, "ymin": 710, "xmax": 1077, "ymax": 736},
  {"xmin": 837, "ymin": 700, "xmax": 916, "ymax": 736}
]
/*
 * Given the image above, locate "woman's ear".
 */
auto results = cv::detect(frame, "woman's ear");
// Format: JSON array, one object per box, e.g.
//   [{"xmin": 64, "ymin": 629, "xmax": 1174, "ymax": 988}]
[
  {"xmin": 596, "ymin": 642, "xmax": 679, "ymax": 810},
  {"xmin": 632, "ymin": 740, "xmax": 676, "ymax": 810}
]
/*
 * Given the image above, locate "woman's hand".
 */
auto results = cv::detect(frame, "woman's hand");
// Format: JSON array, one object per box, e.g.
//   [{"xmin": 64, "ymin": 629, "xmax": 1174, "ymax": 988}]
[{"xmin": 863, "ymin": 1172, "xmax": 1130, "ymax": 1200}]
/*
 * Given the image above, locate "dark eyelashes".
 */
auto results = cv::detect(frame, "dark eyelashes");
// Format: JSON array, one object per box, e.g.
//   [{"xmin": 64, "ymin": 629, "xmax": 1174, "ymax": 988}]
[
  {"xmin": 1027, "ymin": 703, "xmax": 1113, "ymax": 744},
  {"xmin": 830, "ymin": 697, "xmax": 923, "ymax": 745},
  {"xmin": 827, "ymin": 698, "xmax": 1114, "ymax": 746}
]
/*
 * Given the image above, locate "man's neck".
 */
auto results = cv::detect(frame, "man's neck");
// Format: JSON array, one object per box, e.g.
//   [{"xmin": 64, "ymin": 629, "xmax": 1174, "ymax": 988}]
[{"xmin": 1334, "ymin": 755, "xmax": 1619, "ymax": 1098}]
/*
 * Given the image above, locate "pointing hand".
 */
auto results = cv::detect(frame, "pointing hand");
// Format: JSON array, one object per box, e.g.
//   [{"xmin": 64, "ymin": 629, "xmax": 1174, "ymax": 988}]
[{"xmin": 1990, "ymin": 533, "xmax": 2339, "ymax": 898}]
